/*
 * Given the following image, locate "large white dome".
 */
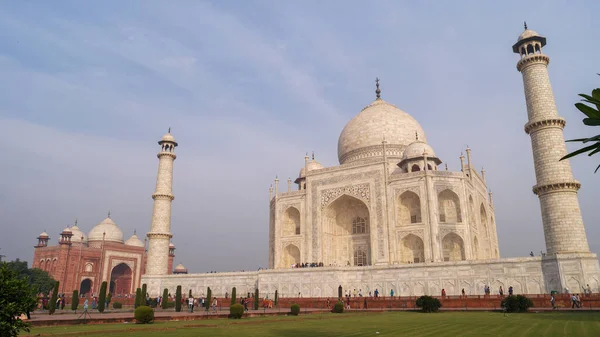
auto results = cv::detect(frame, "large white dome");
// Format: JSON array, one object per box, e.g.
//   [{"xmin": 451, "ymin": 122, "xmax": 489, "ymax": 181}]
[
  {"xmin": 337, "ymin": 98, "xmax": 426, "ymax": 164},
  {"xmin": 88, "ymin": 217, "xmax": 124, "ymax": 244},
  {"xmin": 70, "ymin": 225, "xmax": 88, "ymax": 244}
]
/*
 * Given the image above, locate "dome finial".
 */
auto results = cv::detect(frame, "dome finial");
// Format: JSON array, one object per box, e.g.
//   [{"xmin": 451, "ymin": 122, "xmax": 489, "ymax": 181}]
[
  {"xmin": 134, "ymin": 229, "xmax": 137, "ymax": 235},
  {"xmin": 524, "ymin": 21, "xmax": 527, "ymax": 30},
  {"xmin": 168, "ymin": 127, "xmax": 171, "ymax": 134},
  {"xmin": 108, "ymin": 209, "xmax": 111, "ymax": 218},
  {"xmin": 375, "ymin": 77, "xmax": 381, "ymax": 99},
  {"xmin": 74, "ymin": 218, "xmax": 78, "ymax": 226},
  {"xmin": 312, "ymin": 151, "xmax": 315, "ymax": 160}
]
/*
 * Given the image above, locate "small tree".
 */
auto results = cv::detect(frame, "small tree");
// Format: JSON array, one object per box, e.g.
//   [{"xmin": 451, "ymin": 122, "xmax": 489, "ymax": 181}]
[
  {"xmin": 231, "ymin": 287, "xmax": 236, "ymax": 305},
  {"xmin": 332, "ymin": 301, "xmax": 344, "ymax": 313},
  {"xmin": 134, "ymin": 306, "xmax": 154, "ymax": 324},
  {"xmin": 206, "ymin": 287, "xmax": 212, "ymax": 310},
  {"xmin": 415, "ymin": 295, "xmax": 441, "ymax": 313},
  {"xmin": 71, "ymin": 290, "xmax": 79, "ymax": 312},
  {"xmin": 175, "ymin": 286, "xmax": 182, "ymax": 312},
  {"xmin": 141, "ymin": 284, "xmax": 147, "ymax": 305},
  {"xmin": 561, "ymin": 80, "xmax": 600, "ymax": 172},
  {"xmin": 48, "ymin": 281, "xmax": 59, "ymax": 315},
  {"xmin": 290, "ymin": 303, "xmax": 300, "ymax": 316},
  {"xmin": 161, "ymin": 288, "xmax": 169, "ymax": 310},
  {"xmin": 501, "ymin": 295, "xmax": 533, "ymax": 313},
  {"xmin": 0, "ymin": 263, "xmax": 38, "ymax": 337},
  {"xmin": 274, "ymin": 290, "xmax": 278, "ymax": 306},
  {"xmin": 254, "ymin": 289, "xmax": 259, "ymax": 310},
  {"xmin": 106, "ymin": 292, "xmax": 112, "ymax": 308},
  {"xmin": 135, "ymin": 288, "xmax": 142, "ymax": 308},
  {"xmin": 97, "ymin": 281, "xmax": 107, "ymax": 313}
]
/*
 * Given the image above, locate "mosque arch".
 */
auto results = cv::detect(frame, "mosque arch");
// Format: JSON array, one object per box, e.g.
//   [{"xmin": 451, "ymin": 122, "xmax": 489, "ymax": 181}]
[
  {"xmin": 526, "ymin": 44, "xmax": 534, "ymax": 55},
  {"xmin": 472, "ymin": 236, "xmax": 479, "ymax": 260},
  {"xmin": 442, "ymin": 233, "xmax": 465, "ymax": 261},
  {"xmin": 468, "ymin": 195, "xmax": 476, "ymax": 225},
  {"xmin": 84, "ymin": 262, "xmax": 93, "ymax": 273},
  {"xmin": 109, "ymin": 263, "xmax": 133, "ymax": 295},
  {"xmin": 282, "ymin": 244, "xmax": 300, "ymax": 268},
  {"xmin": 323, "ymin": 194, "xmax": 371, "ymax": 267},
  {"xmin": 400, "ymin": 234, "xmax": 425, "ymax": 264},
  {"xmin": 51, "ymin": 258, "xmax": 58, "ymax": 274},
  {"xmin": 80, "ymin": 279, "xmax": 93, "ymax": 296},
  {"xmin": 283, "ymin": 207, "xmax": 301, "ymax": 236},
  {"xmin": 480, "ymin": 204, "xmax": 490, "ymax": 259},
  {"xmin": 398, "ymin": 191, "xmax": 421, "ymax": 225},
  {"xmin": 438, "ymin": 189, "xmax": 462, "ymax": 223},
  {"xmin": 411, "ymin": 164, "xmax": 420, "ymax": 172}
]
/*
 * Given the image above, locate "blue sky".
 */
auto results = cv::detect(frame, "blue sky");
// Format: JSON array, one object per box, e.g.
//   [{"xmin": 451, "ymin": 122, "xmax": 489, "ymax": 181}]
[{"xmin": 0, "ymin": 0, "xmax": 599, "ymax": 271}]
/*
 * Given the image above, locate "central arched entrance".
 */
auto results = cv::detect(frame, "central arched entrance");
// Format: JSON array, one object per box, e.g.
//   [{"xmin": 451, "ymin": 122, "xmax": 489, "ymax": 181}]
[
  {"xmin": 323, "ymin": 194, "xmax": 371, "ymax": 267},
  {"xmin": 80, "ymin": 279, "xmax": 92, "ymax": 296},
  {"xmin": 109, "ymin": 263, "xmax": 133, "ymax": 295}
]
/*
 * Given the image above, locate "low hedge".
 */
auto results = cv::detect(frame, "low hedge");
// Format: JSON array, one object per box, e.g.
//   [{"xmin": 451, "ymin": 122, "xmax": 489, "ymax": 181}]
[
  {"xmin": 332, "ymin": 301, "xmax": 344, "ymax": 313},
  {"xmin": 290, "ymin": 303, "xmax": 300, "ymax": 316},
  {"xmin": 112, "ymin": 302, "xmax": 123, "ymax": 309},
  {"xmin": 134, "ymin": 306, "xmax": 154, "ymax": 324},
  {"xmin": 229, "ymin": 304, "xmax": 244, "ymax": 319},
  {"xmin": 501, "ymin": 295, "xmax": 533, "ymax": 313},
  {"xmin": 415, "ymin": 295, "xmax": 441, "ymax": 313}
]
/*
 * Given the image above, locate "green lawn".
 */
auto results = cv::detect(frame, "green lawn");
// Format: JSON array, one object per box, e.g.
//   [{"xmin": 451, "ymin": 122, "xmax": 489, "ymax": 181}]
[{"xmin": 23, "ymin": 311, "xmax": 600, "ymax": 337}]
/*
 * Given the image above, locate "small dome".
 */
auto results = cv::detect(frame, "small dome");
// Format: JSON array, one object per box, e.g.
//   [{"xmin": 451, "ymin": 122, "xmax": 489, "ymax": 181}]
[
  {"xmin": 161, "ymin": 133, "xmax": 175, "ymax": 142},
  {"xmin": 298, "ymin": 159, "xmax": 324, "ymax": 177},
  {"xmin": 402, "ymin": 140, "xmax": 436, "ymax": 160},
  {"xmin": 125, "ymin": 232, "xmax": 145, "ymax": 247},
  {"xmin": 88, "ymin": 217, "xmax": 124, "ymax": 243},
  {"xmin": 70, "ymin": 225, "xmax": 87, "ymax": 244},
  {"xmin": 174, "ymin": 263, "xmax": 187, "ymax": 271},
  {"xmin": 338, "ymin": 98, "xmax": 427, "ymax": 164},
  {"xmin": 39, "ymin": 231, "xmax": 49, "ymax": 237},
  {"xmin": 518, "ymin": 29, "xmax": 540, "ymax": 42},
  {"xmin": 61, "ymin": 227, "xmax": 72, "ymax": 234},
  {"xmin": 169, "ymin": 242, "xmax": 175, "ymax": 248}
]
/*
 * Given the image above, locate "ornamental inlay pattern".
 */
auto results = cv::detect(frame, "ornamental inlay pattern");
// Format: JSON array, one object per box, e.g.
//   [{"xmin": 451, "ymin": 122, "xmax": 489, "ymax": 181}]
[
  {"xmin": 397, "ymin": 229, "xmax": 425, "ymax": 241},
  {"xmin": 320, "ymin": 183, "xmax": 370, "ymax": 210}
]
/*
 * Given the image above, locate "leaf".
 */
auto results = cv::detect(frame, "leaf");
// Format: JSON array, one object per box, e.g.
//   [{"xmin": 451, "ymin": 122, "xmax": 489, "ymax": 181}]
[
  {"xmin": 595, "ymin": 164, "xmax": 600, "ymax": 173},
  {"xmin": 583, "ymin": 118, "xmax": 600, "ymax": 126},
  {"xmin": 566, "ymin": 138, "xmax": 592, "ymax": 142},
  {"xmin": 582, "ymin": 135, "xmax": 600, "ymax": 143},
  {"xmin": 560, "ymin": 143, "xmax": 598, "ymax": 161},
  {"xmin": 575, "ymin": 103, "xmax": 600, "ymax": 119},
  {"xmin": 592, "ymin": 88, "xmax": 600, "ymax": 101},
  {"xmin": 588, "ymin": 146, "xmax": 600, "ymax": 156}
]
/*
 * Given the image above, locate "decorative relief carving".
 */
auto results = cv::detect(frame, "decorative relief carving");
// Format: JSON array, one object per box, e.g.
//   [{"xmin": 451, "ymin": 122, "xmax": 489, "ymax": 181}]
[
  {"xmin": 435, "ymin": 185, "xmax": 456, "ymax": 194},
  {"xmin": 397, "ymin": 229, "xmax": 425, "ymax": 240},
  {"xmin": 439, "ymin": 228, "xmax": 466, "ymax": 240},
  {"xmin": 394, "ymin": 186, "xmax": 420, "ymax": 197},
  {"xmin": 320, "ymin": 183, "xmax": 370, "ymax": 209}
]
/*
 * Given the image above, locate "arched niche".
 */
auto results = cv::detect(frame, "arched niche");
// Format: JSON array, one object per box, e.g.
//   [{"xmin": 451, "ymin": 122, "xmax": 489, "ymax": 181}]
[
  {"xmin": 398, "ymin": 191, "xmax": 421, "ymax": 225},
  {"xmin": 400, "ymin": 234, "xmax": 425, "ymax": 264},
  {"xmin": 438, "ymin": 189, "xmax": 462, "ymax": 223},
  {"xmin": 283, "ymin": 207, "xmax": 301, "ymax": 236},
  {"xmin": 282, "ymin": 244, "xmax": 300, "ymax": 268},
  {"xmin": 110, "ymin": 263, "xmax": 133, "ymax": 295},
  {"xmin": 80, "ymin": 279, "xmax": 92, "ymax": 296},
  {"xmin": 323, "ymin": 194, "xmax": 371, "ymax": 267},
  {"xmin": 442, "ymin": 233, "xmax": 465, "ymax": 261},
  {"xmin": 480, "ymin": 204, "xmax": 490, "ymax": 259},
  {"xmin": 472, "ymin": 236, "xmax": 479, "ymax": 260}
]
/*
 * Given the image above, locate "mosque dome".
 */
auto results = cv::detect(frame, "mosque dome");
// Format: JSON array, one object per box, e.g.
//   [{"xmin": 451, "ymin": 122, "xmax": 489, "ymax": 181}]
[
  {"xmin": 88, "ymin": 217, "xmax": 124, "ymax": 244},
  {"xmin": 125, "ymin": 232, "xmax": 145, "ymax": 247},
  {"xmin": 338, "ymin": 98, "xmax": 427, "ymax": 164},
  {"xmin": 61, "ymin": 227, "xmax": 72, "ymax": 234},
  {"xmin": 39, "ymin": 231, "xmax": 49, "ymax": 238},
  {"xmin": 298, "ymin": 159, "xmax": 324, "ymax": 177},
  {"xmin": 70, "ymin": 225, "xmax": 88, "ymax": 244},
  {"xmin": 158, "ymin": 130, "xmax": 178, "ymax": 146},
  {"xmin": 402, "ymin": 140, "xmax": 437, "ymax": 160},
  {"xmin": 173, "ymin": 263, "xmax": 188, "ymax": 274},
  {"xmin": 517, "ymin": 29, "xmax": 540, "ymax": 42}
]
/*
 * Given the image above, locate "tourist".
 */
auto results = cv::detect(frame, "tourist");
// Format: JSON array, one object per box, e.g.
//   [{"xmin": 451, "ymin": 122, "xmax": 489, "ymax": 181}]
[
  {"xmin": 188, "ymin": 295, "xmax": 194, "ymax": 313},
  {"xmin": 359, "ymin": 289, "xmax": 363, "ymax": 297},
  {"xmin": 346, "ymin": 297, "xmax": 351, "ymax": 310},
  {"xmin": 364, "ymin": 297, "xmax": 368, "ymax": 309},
  {"xmin": 374, "ymin": 289, "xmax": 379, "ymax": 298},
  {"xmin": 576, "ymin": 294, "xmax": 582, "ymax": 308},
  {"xmin": 441, "ymin": 289, "xmax": 446, "ymax": 297},
  {"xmin": 326, "ymin": 298, "xmax": 330, "ymax": 309},
  {"xmin": 499, "ymin": 286, "xmax": 504, "ymax": 296},
  {"xmin": 587, "ymin": 284, "xmax": 592, "ymax": 295},
  {"xmin": 243, "ymin": 298, "xmax": 248, "ymax": 312},
  {"xmin": 212, "ymin": 297, "xmax": 217, "ymax": 313},
  {"xmin": 390, "ymin": 289, "xmax": 394, "ymax": 297},
  {"xmin": 369, "ymin": 291, "xmax": 372, "ymax": 297},
  {"xmin": 83, "ymin": 299, "xmax": 89, "ymax": 312},
  {"xmin": 571, "ymin": 294, "xmax": 578, "ymax": 308},
  {"xmin": 461, "ymin": 288, "xmax": 466, "ymax": 297},
  {"xmin": 508, "ymin": 286, "xmax": 514, "ymax": 296},
  {"xmin": 550, "ymin": 294, "xmax": 556, "ymax": 310}
]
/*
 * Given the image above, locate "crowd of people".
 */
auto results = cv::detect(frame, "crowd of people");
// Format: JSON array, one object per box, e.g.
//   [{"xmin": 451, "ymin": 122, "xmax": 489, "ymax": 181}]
[{"xmin": 292, "ymin": 262, "xmax": 325, "ymax": 268}]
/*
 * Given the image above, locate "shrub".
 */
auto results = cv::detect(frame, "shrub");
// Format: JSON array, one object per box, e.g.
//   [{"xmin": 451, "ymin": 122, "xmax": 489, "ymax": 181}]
[
  {"xmin": 112, "ymin": 302, "xmax": 123, "ymax": 309},
  {"xmin": 135, "ymin": 288, "xmax": 142, "ymax": 308},
  {"xmin": 501, "ymin": 295, "xmax": 533, "ymax": 313},
  {"xmin": 415, "ymin": 295, "xmax": 441, "ymax": 313},
  {"xmin": 48, "ymin": 281, "xmax": 59, "ymax": 315},
  {"xmin": 290, "ymin": 303, "xmax": 300, "ymax": 316},
  {"xmin": 106, "ymin": 292, "xmax": 112, "ymax": 307},
  {"xmin": 71, "ymin": 290, "xmax": 79, "ymax": 311},
  {"xmin": 175, "ymin": 286, "xmax": 182, "ymax": 312},
  {"xmin": 231, "ymin": 287, "xmax": 237, "ymax": 305},
  {"xmin": 206, "ymin": 287, "xmax": 212, "ymax": 309},
  {"xmin": 254, "ymin": 289, "xmax": 259, "ymax": 310},
  {"xmin": 332, "ymin": 301, "xmax": 344, "ymax": 313},
  {"xmin": 98, "ymin": 281, "xmax": 107, "ymax": 313},
  {"xmin": 274, "ymin": 290, "xmax": 278, "ymax": 306},
  {"xmin": 161, "ymin": 288, "xmax": 169, "ymax": 310},
  {"xmin": 229, "ymin": 304, "xmax": 244, "ymax": 319},
  {"xmin": 165, "ymin": 302, "xmax": 176, "ymax": 309},
  {"xmin": 134, "ymin": 306, "xmax": 154, "ymax": 324},
  {"xmin": 149, "ymin": 298, "xmax": 158, "ymax": 308}
]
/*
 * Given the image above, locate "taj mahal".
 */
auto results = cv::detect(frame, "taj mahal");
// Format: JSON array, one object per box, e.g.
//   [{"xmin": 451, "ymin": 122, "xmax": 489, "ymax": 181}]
[{"xmin": 35, "ymin": 26, "xmax": 600, "ymax": 299}]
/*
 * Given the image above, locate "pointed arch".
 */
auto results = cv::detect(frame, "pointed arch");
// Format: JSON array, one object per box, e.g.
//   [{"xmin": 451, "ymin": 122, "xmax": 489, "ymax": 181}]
[
  {"xmin": 442, "ymin": 233, "xmax": 465, "ymax": 261},
  {"xmin": 400, "ymin": 234, "xmax": 425, "ymax": 263},
  {"xmin": 110, "ymin": 263, "xmax": 133, "ymax": 295},
  {"xmin": 472, "ymin": 236, "xmax": 479, "ymax": 260},
  {"xmin": 283, "ymin": 207, "xmax": 301, "ymax": 236},
  {"xmin": 438, "ymin": 189, "xmax": 462, "ymax": 223},
  {"xmin": 480, "ymin": 204, "xmax": 490, "ymax": 258},
  {"xmin": 283, "ymin": 244, "xmax": 300, "ymax": 267},
  {"xmin": 398, "ymin": 191, "xmax": 421, "ymax": 225},
  {"xmin": 468, "ymin": 195, "xmax": 476, "ymax": 225},
  {"xmin": 323, "ymin": 194, "xmax": 371, "ymax": 267},
  {"xmin": 411, "ymin": 164, "xmax": 420, "ymax": 172}
]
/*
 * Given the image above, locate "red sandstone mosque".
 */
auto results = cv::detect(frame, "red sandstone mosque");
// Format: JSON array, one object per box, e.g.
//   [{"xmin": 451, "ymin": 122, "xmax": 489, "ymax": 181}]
[{"xmin": 32, "ymin": 214, "xmax": 178, "ymax": 296}]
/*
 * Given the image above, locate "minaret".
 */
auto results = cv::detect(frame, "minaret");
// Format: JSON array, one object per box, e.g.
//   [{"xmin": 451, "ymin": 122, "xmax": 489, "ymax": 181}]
[
  {"xmin": 513, "ymin": 24, "xmax": 590, "ymax": 255},
  {"xmin": 146, "ymin": 129, "xmax": 178, "ymax": 275}
]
